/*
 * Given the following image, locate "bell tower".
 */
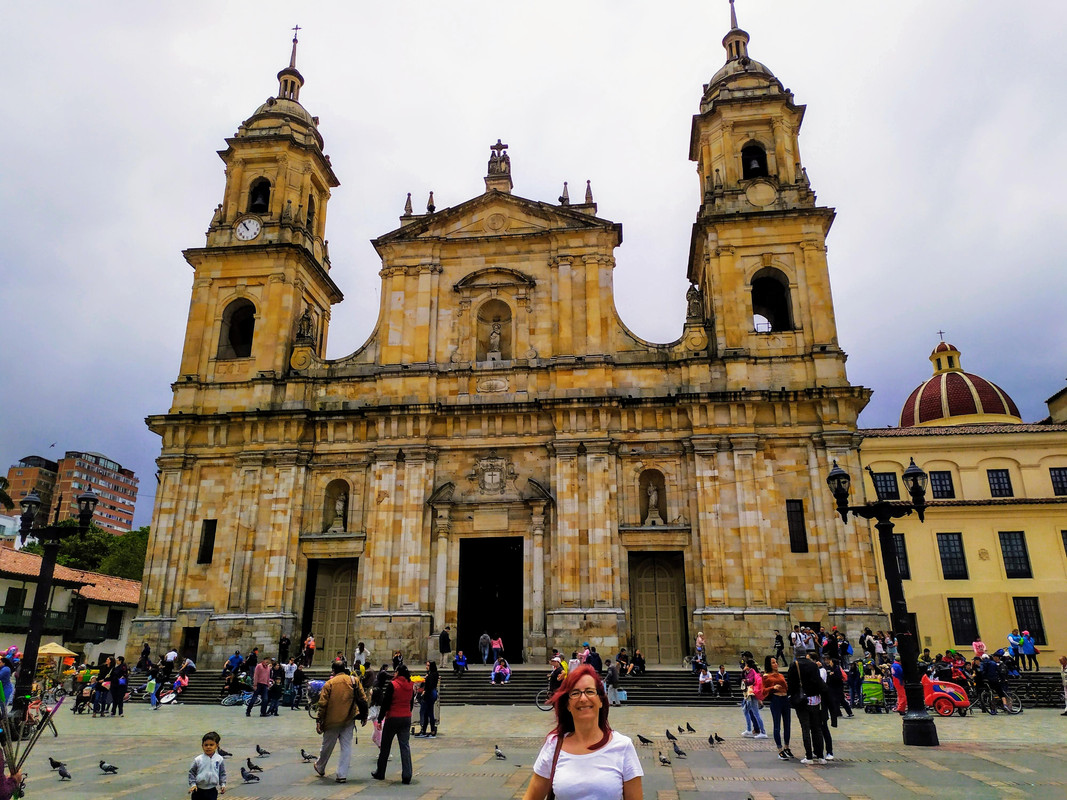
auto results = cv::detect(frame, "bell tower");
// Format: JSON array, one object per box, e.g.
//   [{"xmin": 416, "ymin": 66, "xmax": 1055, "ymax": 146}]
[
  {"xmin": 688, "ymin": 0, "xmax": 848, "ymax": 389},
  {"xmin": 175, "ymin": 29, "xmax": 342, "ymax": 397}
]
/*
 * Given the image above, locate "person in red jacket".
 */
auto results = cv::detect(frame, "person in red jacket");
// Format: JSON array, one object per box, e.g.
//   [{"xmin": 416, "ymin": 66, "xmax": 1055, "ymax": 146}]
[{"xmin": 372, "ymin": 664, "xmax": 414, "ymax": 784}]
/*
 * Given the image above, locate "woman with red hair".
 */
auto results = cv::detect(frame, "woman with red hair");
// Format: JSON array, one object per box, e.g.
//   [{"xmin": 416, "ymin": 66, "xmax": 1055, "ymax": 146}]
[{"xmin": 522, "ymin": 664, "xmax": 643, "ymax": 800}]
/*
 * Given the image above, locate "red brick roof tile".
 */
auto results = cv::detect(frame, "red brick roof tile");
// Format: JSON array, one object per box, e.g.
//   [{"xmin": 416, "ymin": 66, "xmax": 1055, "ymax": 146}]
[{"xmin": 0, "ymin": 548, "xmax": 141, "ymax": 606}]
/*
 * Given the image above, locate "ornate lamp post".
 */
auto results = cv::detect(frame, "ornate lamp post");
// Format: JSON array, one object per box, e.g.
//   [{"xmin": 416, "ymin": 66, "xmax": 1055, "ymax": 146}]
[
  {"xmin": 826, "ymin": 458, "xmax": 938, "ymax": 747},
  {"xmin": 15, "ymin": 486, "xmax": 98, "ymax": 734}
]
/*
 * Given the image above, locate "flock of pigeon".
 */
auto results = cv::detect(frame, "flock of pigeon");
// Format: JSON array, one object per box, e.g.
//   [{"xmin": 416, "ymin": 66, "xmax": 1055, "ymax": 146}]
[
  {"xmin": 635, "ymin": 722, "xmax": 726, "ymax": 767},
  {"xmin": 47, "ymin": 744, "xmax": 275, "ymax": 784}
]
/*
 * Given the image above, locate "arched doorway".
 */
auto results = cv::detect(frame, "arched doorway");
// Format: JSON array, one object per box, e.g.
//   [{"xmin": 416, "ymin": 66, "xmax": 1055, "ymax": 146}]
[{"xmin": 628, "ymin": 552, "xmax": 687, "ymax": 665}]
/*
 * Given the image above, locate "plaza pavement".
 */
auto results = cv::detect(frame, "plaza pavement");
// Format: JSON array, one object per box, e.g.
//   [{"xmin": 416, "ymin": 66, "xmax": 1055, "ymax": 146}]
[{"xmin": 24, "ymin": 698, "xmax": 1066, "ymax": 799}]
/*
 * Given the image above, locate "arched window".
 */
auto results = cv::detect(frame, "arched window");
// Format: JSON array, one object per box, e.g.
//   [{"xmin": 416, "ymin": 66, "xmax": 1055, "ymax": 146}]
[
  {"xmin": 639, "ymin": 469, "xmax": 666, "ymax": 526},
  {"xmin": 751, "ymin": 268, "xmax": 793, "ymax": 333},
  {"xmin": 306, "ymin": 193, "xmax": 316, "ymax": 229},
  {"xmin": 476, "ymin": 299, "xmax": 513, "ymax": 362},
  {"xmin": 217, "ymin": 298, "xmax": 256, "ymax": 359},
  {"xmin": 248, "ymin": 178, "xmax": 271, "ymax": 214},
  {"xmin": 741, "ymin": 143, "xmax": 769, "ymax": 179}
]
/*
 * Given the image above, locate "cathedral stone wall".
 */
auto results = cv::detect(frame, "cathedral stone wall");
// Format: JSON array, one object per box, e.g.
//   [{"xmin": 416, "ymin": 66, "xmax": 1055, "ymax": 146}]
[{"xmin": 132, "ymin": 18, "xmax": 892, "ymax": 667}]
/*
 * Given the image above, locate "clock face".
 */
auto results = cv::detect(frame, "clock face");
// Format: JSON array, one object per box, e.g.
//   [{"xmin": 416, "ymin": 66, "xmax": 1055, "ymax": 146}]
[{"xmin": 234, "ymin": 217, "xmax": 262, "ymax": 241}]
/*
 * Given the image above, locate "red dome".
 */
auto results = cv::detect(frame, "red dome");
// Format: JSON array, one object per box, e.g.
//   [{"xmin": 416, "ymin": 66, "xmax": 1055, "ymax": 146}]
[{"xmin": 899, "ymin": 342, "xmax": 1021, "ymax": 427}]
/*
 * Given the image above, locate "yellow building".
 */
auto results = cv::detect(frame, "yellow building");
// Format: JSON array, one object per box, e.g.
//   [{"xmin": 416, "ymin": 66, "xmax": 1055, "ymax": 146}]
[
  {"xmin": 134, "ymin": 11, "xmax": 888, "ymax": 666},
  {"xmin": 860, "ymin": 342, "xmax": 1067, "ymax": 656}
]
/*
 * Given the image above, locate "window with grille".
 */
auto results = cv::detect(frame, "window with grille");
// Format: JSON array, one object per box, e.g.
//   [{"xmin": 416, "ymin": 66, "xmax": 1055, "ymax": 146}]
[
  {"xmin": 893, "ymin": 533, "xmax": 910, "ymax": 580},
  {"xmin": 987, "ymin": 469, "xmax": 1013, "ymax": 498},
  {"xmin": 1012, "ymin": 597, "xmax": 1046, "ymax": 646},
  {"xmin": 1051, "ymin": 467, "xmax": 1067, "ymax": 496},
  {"xmin": 937, "ymin": 532, "xmax": 968, "ymax": 579},
  {"xmin": 929, "ymin": 470, "xmax": 955, "ymax": 499},
  {"xmin": 947, "ymin": 598, "xmax": 978, "ymax": 645},
  {"xmin": 998, "ymin": 531, "xmax": 1032, "ymax": 579},
  {"xmin": 871, "ymin": 472, "xmax": 900, "ymax": 500},
  {"xmin": 786, "ymin": 499, "xmax": 808, "ymax": 553},
  {"xmin": 197, "ymin": 519, "xmax": 217, "ymax": 565}
]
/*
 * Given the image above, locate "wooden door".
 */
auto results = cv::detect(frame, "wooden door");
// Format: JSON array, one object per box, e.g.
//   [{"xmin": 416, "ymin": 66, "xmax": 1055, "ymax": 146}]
[
  {"xmin": 311, "ymin": 561, "xmax": 358, "ymax": 660},
  {"xmin": 631, "ymin": 554, "xmax": 685, "ymax": 665}
]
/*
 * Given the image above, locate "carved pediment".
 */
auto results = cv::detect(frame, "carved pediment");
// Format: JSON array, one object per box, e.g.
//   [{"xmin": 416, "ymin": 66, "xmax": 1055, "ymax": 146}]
[{"xmin": 373, "ymin": 192, "xmax": 618, "ymax": 248}]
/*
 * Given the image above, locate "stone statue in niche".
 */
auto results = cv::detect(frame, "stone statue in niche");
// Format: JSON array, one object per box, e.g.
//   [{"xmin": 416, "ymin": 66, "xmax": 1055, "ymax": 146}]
[
  {"xmin": 328, "ymin": 491, "xmax": 347, "ymax": 532},
  {"xmin": 296, "ymin": 308, "xmax": 313, "ymax": 342},
  {"xmin": 643, "ymin": 482, "xmax": 664, "ymax": 526},
  {"xmin": 487, "ymin": 321, "xmax": 502, "ymax": 362},
  {"xmin": 686, "ymin": 284, "xmax": 704, "ymax": 322}
]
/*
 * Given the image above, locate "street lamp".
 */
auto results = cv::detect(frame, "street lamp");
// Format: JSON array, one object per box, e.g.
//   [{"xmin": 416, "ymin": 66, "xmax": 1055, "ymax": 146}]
[
  {"xmin": 825, "ymin": 458, "xmax": 938, "ymax": 747},
  {"xmin": 15, "ymin": 486, "xmax": 98, "ymax": 736}
]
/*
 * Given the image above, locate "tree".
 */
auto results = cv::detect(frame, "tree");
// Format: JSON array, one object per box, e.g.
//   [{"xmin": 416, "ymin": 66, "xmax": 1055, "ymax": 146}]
[
  {"xmin": 21, "ymin": 520, "xmax": 117, "ymax": 572},
  {"xmin": 97, "ymin": 526, "xmax": 150, "ymax": 580},
  {"xmin": 0, "ymin": 476, "xmax": 12, "ymax": 511}
]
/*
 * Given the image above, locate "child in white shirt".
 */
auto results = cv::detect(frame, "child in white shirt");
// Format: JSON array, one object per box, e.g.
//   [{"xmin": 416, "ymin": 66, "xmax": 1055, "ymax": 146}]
[{"xmin": 188, "ymin": 731, "xmax": 226, "ymax": 799}]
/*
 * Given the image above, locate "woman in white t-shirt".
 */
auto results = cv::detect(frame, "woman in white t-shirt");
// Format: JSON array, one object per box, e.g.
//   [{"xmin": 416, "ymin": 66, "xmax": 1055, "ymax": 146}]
[{"xmin": 522, "ymin": 664, "xmax": 643, "ymax": 800}]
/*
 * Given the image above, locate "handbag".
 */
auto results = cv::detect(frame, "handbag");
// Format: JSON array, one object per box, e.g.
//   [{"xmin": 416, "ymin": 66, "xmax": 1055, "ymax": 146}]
[
  {"xmin": 789, "ymin": 692, "xmax": 808, "ymax": 710},
  {"xmin": 546, "ymin": 734, "xmax": 565, "ymax": 800},
  {"xmin": 617, "ymin": 689, "xmax": 627, "ymax": 702}
]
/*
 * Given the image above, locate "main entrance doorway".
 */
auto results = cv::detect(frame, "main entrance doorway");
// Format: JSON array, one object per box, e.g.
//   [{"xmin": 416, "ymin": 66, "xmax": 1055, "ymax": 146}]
[
  {"xmin": 306, "ymin": 558, "xmax": 359, "ymax": 662},
  {"xmin": 628, "ymin": 551, "xmax": 687, "ymax": 665},
  {"xmin": 457, "ymin": 536, "xmax": 524, "ymax": 663}
]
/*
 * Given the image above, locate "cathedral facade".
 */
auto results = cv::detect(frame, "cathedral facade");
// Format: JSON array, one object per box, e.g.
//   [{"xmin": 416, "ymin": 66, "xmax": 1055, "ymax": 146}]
[{"xmin": 133, "ymin": 13, "xmax": 887, "ymax": 666}]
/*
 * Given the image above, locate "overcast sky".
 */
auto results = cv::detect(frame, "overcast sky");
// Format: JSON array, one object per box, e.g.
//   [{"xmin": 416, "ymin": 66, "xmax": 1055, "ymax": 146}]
[{"xmin": 2, "ymin": 1, "xmax": 1065, "ymax": 528}]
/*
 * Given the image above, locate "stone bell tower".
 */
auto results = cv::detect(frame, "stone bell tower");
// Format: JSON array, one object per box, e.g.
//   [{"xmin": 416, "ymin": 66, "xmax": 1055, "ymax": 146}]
[
  {"xmin": 688, "ymin": 0, "xmax": 848, "ymax": 391},
  {"xmin": 174, "ymin": 29, "xmax": 342, "ymax": 400}
]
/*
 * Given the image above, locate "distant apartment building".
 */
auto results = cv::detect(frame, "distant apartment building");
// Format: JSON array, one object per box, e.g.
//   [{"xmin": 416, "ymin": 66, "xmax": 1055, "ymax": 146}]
[{"xmin": 6, "ymin": 451, "xmax": 138, "ymax": 533}]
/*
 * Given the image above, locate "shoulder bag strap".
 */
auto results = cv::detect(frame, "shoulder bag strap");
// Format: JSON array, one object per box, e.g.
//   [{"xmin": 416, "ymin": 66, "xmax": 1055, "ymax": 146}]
[{"xmin": 546, "ymin": 734, "xmax": 565, "ymax": 800}]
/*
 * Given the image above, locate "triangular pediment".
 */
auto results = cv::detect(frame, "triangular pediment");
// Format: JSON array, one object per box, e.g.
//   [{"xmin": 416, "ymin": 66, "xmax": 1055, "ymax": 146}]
[{"xmin": 374, "ymin": 190, "xmax": 618, "ymax": 246}]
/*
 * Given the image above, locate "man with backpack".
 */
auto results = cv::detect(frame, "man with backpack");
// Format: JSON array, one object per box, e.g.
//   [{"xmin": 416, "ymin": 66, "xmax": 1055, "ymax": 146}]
[{"xmin": 313, "ymin": 661, "xmax": 369, "ymax": 783}]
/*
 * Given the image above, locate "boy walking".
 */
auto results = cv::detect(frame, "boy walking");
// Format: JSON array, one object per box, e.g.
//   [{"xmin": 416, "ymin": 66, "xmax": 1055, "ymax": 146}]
[{"xmin": 188, "ymin": 731, "xmax": 227, "ymax": 798}]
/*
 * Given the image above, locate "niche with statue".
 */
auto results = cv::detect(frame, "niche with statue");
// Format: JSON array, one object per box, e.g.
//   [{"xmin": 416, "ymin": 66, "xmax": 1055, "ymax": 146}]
[
  {"xmin": 476, "ymin": 298, "xmax": 512, "ymax": 362},
  {"xmin": 639, "ymin": 469, "xmax": 666, "ymax": 526},
  {"xmin": 324, "ymin": 479, "xmax": 350, "ymax": 532}
]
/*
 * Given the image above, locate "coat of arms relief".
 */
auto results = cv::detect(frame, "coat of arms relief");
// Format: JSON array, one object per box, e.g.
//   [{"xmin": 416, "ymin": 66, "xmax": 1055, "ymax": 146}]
[{"xmin": 468, "ymin": 450, "xmax": 517, "ymax": 494}]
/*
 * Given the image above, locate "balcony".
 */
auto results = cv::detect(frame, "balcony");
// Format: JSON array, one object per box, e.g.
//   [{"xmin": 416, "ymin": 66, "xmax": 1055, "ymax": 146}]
[
  {"xmin": 70, "ymin": 621, "xmax": 111, "ymax": 643},
  {"xmin": 0, "ymin": 609, "xmax": 75, "ymax": 634}
]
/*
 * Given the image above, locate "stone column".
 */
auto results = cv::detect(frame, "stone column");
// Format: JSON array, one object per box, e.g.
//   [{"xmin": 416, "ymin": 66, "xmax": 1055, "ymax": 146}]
[
  {"xmin": 721, "ymin": 123, "xmax": 736, "ymax": 185},
  {"xmin": 227, "ymin": 453, "xmax": 264, "ymax": 612},
  {"xmin": 364, "ymin": 449, "xmax": 400, "ymax": 609},
  {"xmin": 528, "ymin": 501, "xmax": 548, "ymax": 662},
  {"xmin": 413, "ymin": 265, "xmax": 434, "ymax": 362},
  {"xmin": 556, "ymin": 257, "xmax": 573, "ymax": 355},
  {"xmin": 772, "ymin": 119, "xmax": 791, "ymax": 183},
  {"xmin": 396, "ymin": 447, "xmax": 436, "ymax": 609},
  {"xmin": 584, "ymin": 255, "xmax": 602, "ymax": 355},
  {"xmin": 691, "ymin": 437, "xmax": 726, "ymax": 607},
  {"xmin": 551, "ymin": 441, "xmax": 582, "ymax": 606},
  {"xmin": 433, "ymin": 507, "xmax": 451, "ymax": 628},
  {"xmin": 731, "ymin": 435, "xmax": 767, "ymax": 607},
  {"xmin": 142, "ymin": 456, "xmax": 188, "ymax": 616},
  {"xmin": 584, "ymin": 440, "xmax": 615, "ymax": 606}
]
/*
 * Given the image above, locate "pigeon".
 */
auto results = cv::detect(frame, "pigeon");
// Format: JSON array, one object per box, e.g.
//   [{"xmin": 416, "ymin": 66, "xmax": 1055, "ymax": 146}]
[
  {"xmin": 241, "ymin": 766, "xmax": 261, "ymax": 783},
  {"xmin": 672, "ymin": 741, "xmax": 687, "ymax": 758},
  {"xmin": 677, "ymin": 725, "xmax": 685, "ymax": 733},
  {"xmin": 636, "ymin": 734, "xmax": 654, "ymax": 746},
  {"xmin": 300, "ymin": 748, "xmax": 316, "ymax": 762},
  {"xmin": 658, "ymin": 751, "xmax": 671, "ymax": 766},
  {"xmin": 58, "ymin": 767, "xmax": 72, "ymax": 781},
  {"xmin": 665, "ymin": 729, "xmax": 678, "ymax": 742},
  {"xmin": 495, "ymin": 745, "xmax": 506, "ymax": 760},
  {"xmin": 714, "ymin": 733, "xmax": 725, "ymax": 743},
  {"xmin": 686, "ymin": 722, "xmax": 696, "ymax": 733},
  {"xmin": 218, "ymin": 747, "xmax": 233, "ymax": 758},
  {"xmin": 707, "ymin": 734, "xmax": 716, "ymax": 747},
  {"xmin": 256, "ymin": 744, "xmax": 271, "ymax": 757},
  {"xmin": 49, "ymin": 757, "xmax": 67, "ymax": 770},
  {"xmin": 99, "ymin": 760, "xmax": 119, "ymax": 774},
  {"xmin": 246, "ymin": 758, "xmax": 263, "ymax": 772}
]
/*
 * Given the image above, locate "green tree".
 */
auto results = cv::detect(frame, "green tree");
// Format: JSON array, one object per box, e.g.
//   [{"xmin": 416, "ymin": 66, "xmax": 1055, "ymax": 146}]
[
  {"xmin": 97, "ymin": 526, "xmax": 150, "ymax": 580},
  {"xmin": 21, "ymin": 520, "xmax": 116, "ymax": 572},
  {"xmin": 0, "ymin": 476, "xmax": 13, "ymax": 511}
]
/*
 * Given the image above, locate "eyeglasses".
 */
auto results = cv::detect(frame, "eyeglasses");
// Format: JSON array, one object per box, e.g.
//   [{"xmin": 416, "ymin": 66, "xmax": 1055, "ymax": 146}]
[{"xmin": 568, "ymin": 688, "xmax": 599, "ymax": 700}]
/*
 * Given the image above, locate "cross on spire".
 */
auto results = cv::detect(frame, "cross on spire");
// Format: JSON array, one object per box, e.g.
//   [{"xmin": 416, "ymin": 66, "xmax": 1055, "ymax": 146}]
[
  {"xmin": 490, "ymin": 139, "xmax": 509, "ymax": 156},
  {"xmin": 289, "ymin": 24, "xmax": 301, "ymax": 68},
  {"xmin": 937, "ymin": 329, "xmax": 946, "ymax": 340},
  {"xmin": 729, "ymin": 0, "xmax": 738, "ymax": 30}
]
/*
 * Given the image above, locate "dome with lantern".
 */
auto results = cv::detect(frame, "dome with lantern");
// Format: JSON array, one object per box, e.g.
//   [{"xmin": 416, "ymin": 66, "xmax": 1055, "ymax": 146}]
[{"xmin": 899, "ymin": 342, "xmax": 1021, "ymax": 428}]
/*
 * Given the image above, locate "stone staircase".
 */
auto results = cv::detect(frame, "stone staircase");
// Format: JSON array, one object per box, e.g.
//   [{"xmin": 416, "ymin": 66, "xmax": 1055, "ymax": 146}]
[{"xmin": 136, "ymin": 666, "xmax": 1066, "ymax": 709}]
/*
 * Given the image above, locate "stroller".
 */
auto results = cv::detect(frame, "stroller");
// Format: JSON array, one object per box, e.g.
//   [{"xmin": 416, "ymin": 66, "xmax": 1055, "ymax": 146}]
[{"xmin": 861, "ymin": 675, "xmax": 888, "ymax": 713}]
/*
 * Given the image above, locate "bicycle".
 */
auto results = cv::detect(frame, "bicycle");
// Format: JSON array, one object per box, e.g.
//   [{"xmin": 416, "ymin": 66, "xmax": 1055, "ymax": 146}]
[
  {"xmin": 978, "ymin": 686, "xmax": 1023, "ymax": 715},
  {"xmin": 535, "ymin": 685, "xmax": 555, "ymax": 711},
  {"xmin": 221, "ymin": 690, "xmax": 254, "ymax": 707}
]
